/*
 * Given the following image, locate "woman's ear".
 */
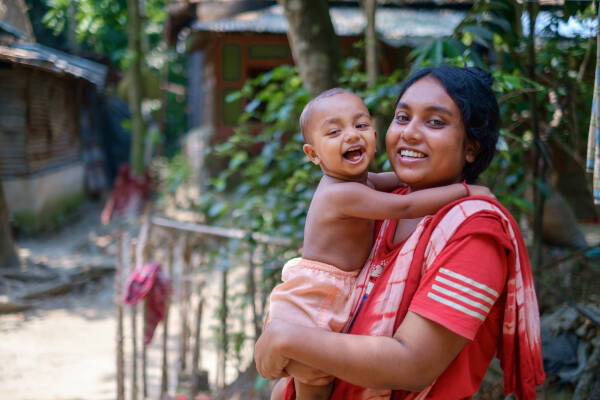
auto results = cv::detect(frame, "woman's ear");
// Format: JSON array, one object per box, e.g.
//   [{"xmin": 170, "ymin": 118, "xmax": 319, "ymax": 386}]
[
  {"xmin": 303, "ymin": 143, "xmax": 320, "ymax": 165},
  {"xmin": 465, "ymin": 140, "xmax": 480, "ymax": 163}
]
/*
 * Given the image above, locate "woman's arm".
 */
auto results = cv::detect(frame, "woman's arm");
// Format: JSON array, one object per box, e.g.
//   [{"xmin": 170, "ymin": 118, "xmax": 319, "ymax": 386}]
[{"xmin": 255, "ymin": 311, "xmax": 467, "ymax": 392}]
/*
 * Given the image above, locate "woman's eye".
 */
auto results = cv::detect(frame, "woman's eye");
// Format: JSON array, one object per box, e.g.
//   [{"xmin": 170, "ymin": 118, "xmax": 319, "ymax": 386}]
[
  {"xmin": 428, "ymin": 119, "xmax": 446, "ymax": 127},
  {"xmin": 395, "ymin": 113, "xmax": 409, "ymax": 123}
]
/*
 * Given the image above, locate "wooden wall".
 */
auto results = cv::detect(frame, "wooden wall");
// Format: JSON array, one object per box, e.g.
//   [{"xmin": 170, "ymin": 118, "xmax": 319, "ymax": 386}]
[
  {"xmin": 0, "ymin": 64, "xmax": 80, "ymax": 178},
  {"xmin": 0, "ymin": 63, "xmax": 28, "ymax": 177}
]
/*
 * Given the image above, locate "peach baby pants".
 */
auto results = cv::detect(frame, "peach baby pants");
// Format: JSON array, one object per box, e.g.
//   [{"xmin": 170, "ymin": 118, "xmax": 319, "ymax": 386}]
[{"xmin": 268, "ymin": 257, "xmax": 359, "ymax": 332}]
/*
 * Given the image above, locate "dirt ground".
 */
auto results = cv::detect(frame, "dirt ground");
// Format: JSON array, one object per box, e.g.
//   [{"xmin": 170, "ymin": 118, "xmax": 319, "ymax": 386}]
[
  {"xmin": 0, "ymin": 200, "xmax": 264, "ymax": 400},
  {"xmin": 0, "ymin": 201, "xmax": 121, "ymax": 400}
]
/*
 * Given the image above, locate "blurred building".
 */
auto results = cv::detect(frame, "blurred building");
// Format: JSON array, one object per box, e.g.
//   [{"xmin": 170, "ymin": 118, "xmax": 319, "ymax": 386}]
[
  {"xmin": 168, "ymin": 0, "xmax": 470, "ymax": 142},
  {"xmin": 0, "ymin": 0, "xmax": 108, "ymax": 231}
]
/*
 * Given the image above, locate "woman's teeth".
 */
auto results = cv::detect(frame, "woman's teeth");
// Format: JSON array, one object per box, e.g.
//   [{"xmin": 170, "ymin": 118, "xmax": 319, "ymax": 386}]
[{"xmin": 400, "ymin": 149, "xmax": 425, "ymax": 158}]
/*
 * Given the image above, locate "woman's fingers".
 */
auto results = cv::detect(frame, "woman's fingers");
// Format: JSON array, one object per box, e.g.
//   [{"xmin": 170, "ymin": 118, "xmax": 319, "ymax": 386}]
[
  {"xmin": 286, "ymin": 360, "xmax": 334, "ymax": 386},
  {"xmin": 255, "ymin": 322, "xmax": 291, "ymax": 379}
]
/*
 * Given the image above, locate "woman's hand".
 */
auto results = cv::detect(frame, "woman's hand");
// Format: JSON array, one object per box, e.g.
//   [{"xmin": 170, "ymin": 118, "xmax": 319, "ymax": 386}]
[
  {"xmin": 255, "ymin": 320, "xmax": 291, "ymax": 380},
  {"xmin": 256, "ymin": 319, "xmax": 334, "ymax": 385},
  {"xmin": 286, "ymin": 360, "xmax": 334, "ymax": 386}
]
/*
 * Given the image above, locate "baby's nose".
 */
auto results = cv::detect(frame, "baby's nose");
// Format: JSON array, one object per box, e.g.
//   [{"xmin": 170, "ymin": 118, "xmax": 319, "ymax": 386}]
[{"xmin": 345, "ymin": 129, "xmax": 360, "ymax": 141}]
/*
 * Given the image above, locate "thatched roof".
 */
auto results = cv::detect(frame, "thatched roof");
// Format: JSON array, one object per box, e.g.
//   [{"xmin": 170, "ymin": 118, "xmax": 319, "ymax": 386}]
[{"xmin": 0, "ymin": 0, "xmax": 34, "ymax": 41}]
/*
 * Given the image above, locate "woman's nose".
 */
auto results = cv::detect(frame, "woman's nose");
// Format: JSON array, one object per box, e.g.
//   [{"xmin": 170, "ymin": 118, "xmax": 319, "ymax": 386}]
[{"xmin": 401, "ymin": 120, "xmax": 422, "ymax": 143}]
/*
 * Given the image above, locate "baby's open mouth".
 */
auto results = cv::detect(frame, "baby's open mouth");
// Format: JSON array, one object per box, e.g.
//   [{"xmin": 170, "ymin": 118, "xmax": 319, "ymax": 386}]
[{"xmin": 343, "ymin": 147, "xmax": 364, "ymax": 162}]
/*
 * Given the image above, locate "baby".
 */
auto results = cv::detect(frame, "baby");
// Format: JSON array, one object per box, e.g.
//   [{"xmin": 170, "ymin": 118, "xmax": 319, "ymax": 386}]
[{"xmin": 267, "ymin": 88, "xmax": 491, "ymax": 399}]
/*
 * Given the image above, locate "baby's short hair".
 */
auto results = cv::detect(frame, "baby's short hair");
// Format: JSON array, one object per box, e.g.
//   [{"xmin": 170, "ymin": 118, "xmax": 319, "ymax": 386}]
[{"xmin": 299, "ymin": 88, "xmax": 356, "ymax": 143}]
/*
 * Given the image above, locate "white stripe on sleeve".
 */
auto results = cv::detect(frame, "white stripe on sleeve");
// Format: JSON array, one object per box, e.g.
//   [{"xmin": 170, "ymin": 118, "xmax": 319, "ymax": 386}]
[
  {"xmin": 434, "ymin": 276, "xmax": 496, "ymax": 305},
  {"xmin": 427, "ymin": 292, "xmax": 486, "ymax": 321},
  {"xmin": 439, "ymin": 267, "xmax": 499, "ymax": 297}
]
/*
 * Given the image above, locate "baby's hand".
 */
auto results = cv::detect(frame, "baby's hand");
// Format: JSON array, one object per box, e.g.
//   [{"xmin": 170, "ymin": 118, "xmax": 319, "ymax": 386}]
[{"xmin": 468, "ymin": 185, "xmax": 495, "ymax": 199}]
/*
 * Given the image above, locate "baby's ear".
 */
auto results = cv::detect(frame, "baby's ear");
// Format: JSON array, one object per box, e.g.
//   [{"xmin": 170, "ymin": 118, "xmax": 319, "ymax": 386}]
[{"xmin": 303, "ymin": 143, "xmax": 320, "ymax": 165}]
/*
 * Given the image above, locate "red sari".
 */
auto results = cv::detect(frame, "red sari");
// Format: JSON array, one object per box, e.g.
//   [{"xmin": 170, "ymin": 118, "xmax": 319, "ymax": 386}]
[{"xmin": 283, "ymin": 196, "xmax": 545, "ymax": 400}]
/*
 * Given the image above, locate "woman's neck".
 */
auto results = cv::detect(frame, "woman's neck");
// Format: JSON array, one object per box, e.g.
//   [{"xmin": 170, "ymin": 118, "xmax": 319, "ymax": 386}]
[{"xmin": 392, "ymin": 217, "xmax": 423, "ymax": 245}]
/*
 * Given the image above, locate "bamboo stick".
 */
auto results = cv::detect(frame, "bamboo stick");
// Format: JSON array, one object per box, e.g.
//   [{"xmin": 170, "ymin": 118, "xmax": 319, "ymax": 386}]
[
  {"xmin": 136, "ymin": 219, "xmax": 151, "ymax": 399},
  {"xmin": 192, "ymin": 296, "xmax": 204, "ymax": 394},
  {"xmin": 115, "ymin": 232, "xmax": 125, "ymax": 400},
  {"xmin": 179, "ymin": 236, "xmax": 192, "ymax": 372},
  {"xmin": 248, "ymin": 245, "xmax": 261, "ymax": 340},
  {"xmin": 151, "ymin": 217, "xmax": 291, "ymax": 247},
  {"xmin": 160, "ymin": 230, "xmax": 175, "ymax": 399},
  {"xmin": 130, "ymin": 239, "xmax": 138, "ymax": 400},
  {"xmin": 218, "ymin": 267, "xmax": 228, "ymax": 389},
  {"xmin": 142, "ymin": 300, "xmax": 148, "ymax": 399}
]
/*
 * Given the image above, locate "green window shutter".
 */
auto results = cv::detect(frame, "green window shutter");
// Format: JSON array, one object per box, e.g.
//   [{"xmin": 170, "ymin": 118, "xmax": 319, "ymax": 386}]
[
  {"xmin": 248, "ymin": 44, "xmax": 291, "ymax": 60},
  {"xmin": 222, "ymin": 88, "xmax": 242, "ymax": 125},
  {"xmin": 222, "ymin": 43, "xmax": 242, "ymax": 82}
]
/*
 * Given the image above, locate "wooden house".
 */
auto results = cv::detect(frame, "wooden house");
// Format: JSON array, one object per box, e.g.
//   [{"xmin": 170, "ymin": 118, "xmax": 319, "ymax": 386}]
[
  {"xmin": 0, "ymin": 0, "xmax": 108, "ymax": 231},
  {"xmin": 179, "ymin": 1, "xmax": 469, "ymax": 141}
]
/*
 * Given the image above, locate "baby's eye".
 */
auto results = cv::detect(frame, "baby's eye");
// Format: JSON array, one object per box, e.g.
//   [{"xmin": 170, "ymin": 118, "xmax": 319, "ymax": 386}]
[
  {"xmin": 356, "ymin": 122, "xmax": 370, "ymax": 129},
  {"xmin": 327, "ymin": 129, "xmax": 341, "ymax": 136}
]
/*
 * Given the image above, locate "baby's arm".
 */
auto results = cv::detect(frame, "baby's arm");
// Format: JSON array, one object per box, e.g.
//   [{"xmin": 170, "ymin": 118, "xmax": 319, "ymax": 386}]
[
  {"xmin": 367, "ymin": 172, "xmax": 404, "ymax": 192},
  {"xmin": 328, "ymin": 182, "xmax": 492, "ymax": 220}
]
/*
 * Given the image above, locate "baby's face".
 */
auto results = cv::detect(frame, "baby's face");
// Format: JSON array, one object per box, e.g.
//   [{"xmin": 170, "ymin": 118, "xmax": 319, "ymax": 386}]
[{"xmin": 303, "ymin": 93, "xmax": 377, "ymax": 181}]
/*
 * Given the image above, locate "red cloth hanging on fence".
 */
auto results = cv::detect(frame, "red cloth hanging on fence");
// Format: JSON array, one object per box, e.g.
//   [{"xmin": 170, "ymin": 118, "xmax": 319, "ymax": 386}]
[{"xmin": 123, "ymin": 262, "xmax": 170, "ymax": 345}]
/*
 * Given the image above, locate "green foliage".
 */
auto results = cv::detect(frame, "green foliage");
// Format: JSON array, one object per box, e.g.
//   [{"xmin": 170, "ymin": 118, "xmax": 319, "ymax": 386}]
[
  {"xmin": 202, "ymin": 2, "xmax": 596, "ymax": 240},
  {"xmin": 41, "ymin": 0, "xmax": 188, "ymax": 151},
  {"xmin": 201, "ymin": 65, "xmax": 312, "ymax": 242},
  {"xmin": 162, "ymin": 151, "xmax": 191, "ymax": 195},
  {"xmin": 42, "ymin": 0, "xmax": 166, "ymax": 66},
  {"xmin": 43, "ymin": 0, "xmax": 129, "ymax": 63}
]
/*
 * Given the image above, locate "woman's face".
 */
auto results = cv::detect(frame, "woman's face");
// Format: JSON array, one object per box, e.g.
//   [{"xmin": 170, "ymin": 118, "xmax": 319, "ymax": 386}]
[{"xmin": 385, "ymin": 76, "xmax": 477, "ymax": 191}]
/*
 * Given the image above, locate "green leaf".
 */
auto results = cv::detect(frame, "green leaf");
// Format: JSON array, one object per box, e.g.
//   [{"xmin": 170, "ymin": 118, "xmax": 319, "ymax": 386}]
[{"xmin": 208, "ymin": 202, "xmax": 227, "ymax": 218}]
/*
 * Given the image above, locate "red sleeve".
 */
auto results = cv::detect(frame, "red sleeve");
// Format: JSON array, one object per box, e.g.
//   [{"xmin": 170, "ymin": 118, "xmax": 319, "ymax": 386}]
[{"xmin": 408, "ymin": 216, "xmax": 508, "ymax": 340}]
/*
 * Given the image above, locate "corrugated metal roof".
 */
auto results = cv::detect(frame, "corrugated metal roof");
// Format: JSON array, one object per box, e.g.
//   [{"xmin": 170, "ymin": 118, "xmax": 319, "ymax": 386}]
[
  {"xmin": 191, "ymin": 5, "xmax": 466, "ymax": 47},
  {"xmin": 0, "ymin": 20, "xmax": 29, "ymax": 39},
  {"xmin": 0, "ymin": 42, "xmax": 108, "ymax": 88}
]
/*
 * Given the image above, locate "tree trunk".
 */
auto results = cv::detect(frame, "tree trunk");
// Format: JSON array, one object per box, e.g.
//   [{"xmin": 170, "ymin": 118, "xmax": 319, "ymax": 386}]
[
  {"xmin": 527, "ymin": 2, "xmax": 545, "ymax": 270},
  {"xmin": 127, "ymin": 0, "xmax": 146, "ymax": 178},
  {"xmin": 278, "ymin": 0, "xmax": 341, "ymax": 98},
  {"xmin": 0, "ymin": 179, "xmax": 19, "ymax": 269},
  {"xmin": 361, "ymin": 0, "xmax": 378, "ymax": 88}
]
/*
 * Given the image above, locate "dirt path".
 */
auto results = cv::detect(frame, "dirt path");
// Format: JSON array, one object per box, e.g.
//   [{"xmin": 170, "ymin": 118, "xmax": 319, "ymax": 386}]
[
  {"xmin": 0, "ymin": 201, "xmax": 120, "ymax": 400},
  {"xmin": 0, "ymin": 201, "xmax": 260, "ymax": 400}
]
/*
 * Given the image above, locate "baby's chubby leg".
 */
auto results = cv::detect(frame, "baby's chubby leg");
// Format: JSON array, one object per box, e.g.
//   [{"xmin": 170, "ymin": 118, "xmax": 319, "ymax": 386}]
[{"xmin": 295, "ymin": 380, "xmax": 333, "ymax": 400}]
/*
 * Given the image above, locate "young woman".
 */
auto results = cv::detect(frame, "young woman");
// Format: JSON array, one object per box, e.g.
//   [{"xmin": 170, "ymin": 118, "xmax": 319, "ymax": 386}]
[{"xmin": 254, "ymin": 66, "xmax": 545, "ymax": 400}]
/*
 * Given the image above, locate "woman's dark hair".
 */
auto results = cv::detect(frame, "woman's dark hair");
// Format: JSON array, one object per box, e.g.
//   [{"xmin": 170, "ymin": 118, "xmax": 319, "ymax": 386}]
[{"xmin": 395, "ymin": 66, "xmax": 500, "ymax": 183}]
